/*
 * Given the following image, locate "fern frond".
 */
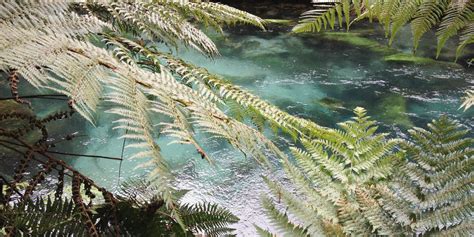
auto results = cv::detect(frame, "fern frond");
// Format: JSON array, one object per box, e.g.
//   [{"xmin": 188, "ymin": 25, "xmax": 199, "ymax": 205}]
[
  {"xmin": 86, "ymin": 0, "xmax": 264, "ymax": 56},
  {"xmin": 255, "ymin": 225, "xmax": 277, "ymax": 237},
  {"xmin": 411, "ymin": 0, "xmax": 450, "ymax": 52},
  {"xmin": 385, "ymin": 115, "xmax": 473, "ymax": 235},
  {"xmin": 293, "ymin": 1, "xmax": 341, "ymax": 33},
  {"xmin": 388, "ymin": 0, "xmax": 421, "ymax": 45},
  {"xmin": 157, "ymin": 0, "xmax": 265, "ymax": 30},
  {"xmin": 456, "ymin": 23, "xmax": 474, "ymax": 59},
  {"xmin": 436, "ymin": 1, "xmax": 474, "ymax": 57},
  {"xmin": 180, "ymin": 202, "xmax": 239, "ymax": 237},
  {"xmin": 431, "ymin": 219, "xmax": 474, "ymax": 236},
  {"xmin": 336, "ymin": 198, "xmax": 372, "ymax": 235},
  {"xmin": 460, "ymin": 89, "xmax": 474, "ymax": 111},
  {"xmin": 0, "ymin": 0, "xmax": 285, "ymax": 189},
  {"xmin": 262, "ymin": 108, "xmax": 402, "ymax": 236},
  {"xmin": 1, "ymin": 197, "xmax": 86, "ymax": 236},
  {"xmin": 283, "ymin": 155, "xmax": 341, "ymax": 218},
  {"xmin": 263, "ymin": 177, "xmax": 326, "ymax": 236},
  {"xmin": 355, "ymin": 187, "xmax": 400, "ymax": 235},
  {"xmin": 260, "ymin": 195, "xmax": 310, "ymax": 237},
  {"xmin": 105, "ymin": 66, "xmax": 182, "ymax": 226}
]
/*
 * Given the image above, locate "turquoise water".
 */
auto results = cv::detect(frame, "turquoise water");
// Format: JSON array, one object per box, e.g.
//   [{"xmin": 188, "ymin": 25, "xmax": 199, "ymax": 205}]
[{"xmin": 3, "ymin": 27, "xmax": 473, "ymax": 235}]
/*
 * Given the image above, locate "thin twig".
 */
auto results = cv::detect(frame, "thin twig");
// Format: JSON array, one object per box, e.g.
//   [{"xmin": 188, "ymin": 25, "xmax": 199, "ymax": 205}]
[
  {"xmin": 0, "ymin": 140, "xmax": 122, "ymax": 161},
  {"xmin": 0, "ymin": 94, "xmax": 68, "ymax": 101},
  {"xmin": 118, "ymin": 125, "xmax": 128, "ymax": 186}
]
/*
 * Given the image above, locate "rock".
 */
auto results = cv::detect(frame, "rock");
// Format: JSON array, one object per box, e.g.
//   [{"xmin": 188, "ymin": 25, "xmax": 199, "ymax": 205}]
[
  {"xmin": 240, "ymin": 40, "xmax": 262, "ymax": 52},
  {"xmin": 317, "ymin": 97, "xmax": 346, "ymax": 111},
  {"xmin": 266, "ymin": 9, "xmax": 279, "ymax": 17},
  {"xmin": 375, "ymin": 94, "xmax": 413, "ymax": 128}
]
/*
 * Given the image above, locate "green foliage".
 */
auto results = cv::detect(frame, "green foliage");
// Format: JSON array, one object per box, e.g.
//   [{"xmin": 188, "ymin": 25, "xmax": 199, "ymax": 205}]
[
  {"xmin": 379, "ymin": 116, "xmax": 473, "ymax": 236},
  {"xmin": 258, "ymin": 112, "xmax": 473, "ymax": 236},
  {"xmin": 259, "ymin": 107, "xmax": 404, "ymax": 236},
  {"xmin": 180, "ymin": 202, "xmax": 239, "ymax": 236},
  {"xmin": 0, "ymin": 198, "xmax": 87, "ymax": 236}
]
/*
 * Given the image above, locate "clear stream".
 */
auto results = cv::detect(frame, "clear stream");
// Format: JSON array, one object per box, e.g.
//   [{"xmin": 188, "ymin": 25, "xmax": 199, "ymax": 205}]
[{"xmin": 6, "ymin": 26, "xmax": 473, "ymax": 235}]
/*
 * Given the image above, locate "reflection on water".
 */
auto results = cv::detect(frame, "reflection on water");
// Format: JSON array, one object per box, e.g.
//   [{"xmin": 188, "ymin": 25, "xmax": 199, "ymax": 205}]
[{"xmin": 5, "ymin": 28, "xmax": 472, "ymax": 236}]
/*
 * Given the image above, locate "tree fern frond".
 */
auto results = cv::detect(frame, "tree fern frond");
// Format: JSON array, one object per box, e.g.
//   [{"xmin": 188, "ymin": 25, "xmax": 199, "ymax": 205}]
[
  {"xmin": 255, "ymin": 225, "xmax": 278, "ymax": 237},
  {"xmin": 375, "ymin": 184, "xmax": 413, "ymax": 226},
  {"xmin": 86, "ymin": 0, "xmax": 265, "ymax": 56},
  {"xmin": 461, "ymin": 89, "xmax": 474, "ymax": 111},
  {"xmin": 260, "ymin": 195, "xmax": 310, "ymax": 237},
  {"xmin": 336, "ymin": 198, "xmax": 372, "ymax": 235},
  {"xmin": 412, "ymin": 197, "xmax": 473, "ymax": 234},
  {"xmin": 436, "ymin": 1, "xmax": 474, "ymax": 57},
  {"xmin": 385, "ymin": 115, "xmax": 473, "ymax": 235},
  {"xmin": 430, "ymin": 219, "xmax": 474, "ymax": 236},
  {"xmin": 378, "ymin": 0, "xmax": 401, "ymax": 37},
  {"xmin": 157, "ymin": 0, "xmax": 266, "ymax": 30},
  {"xmin": 355, "ymin": 187, "xmax": 400, "ymax": 235},
  {"xmin": 263, "ymin": 177, "xmax": 326, "ymax": 235},
  {"xmin": 1, "ymin": 197, "xmax": 85, "ymax": 236},
  {"xmin": 180, "ymin": 202, "xmax": 239, "ymax": 237},
  {"xmin": 282, "ymin": 155, "xmax": 341, "ymax": 215},
  {"xmin": 456, "ymin": 23, "xmax": 474, "ymax": 59},
  {"xmin": 104, "ymin": 66, "xmax": 183, "ymax": 227},
  {"xmin": 118, "ymin": 41, "xmax": 324, "ymax": 138},
  {"xmin": 293, "ymin": 0, "xmax": 356, "ymax": 33},
  {"xmin": 262, "ymin": 108, "xmax": 402, "ymax": 236}
]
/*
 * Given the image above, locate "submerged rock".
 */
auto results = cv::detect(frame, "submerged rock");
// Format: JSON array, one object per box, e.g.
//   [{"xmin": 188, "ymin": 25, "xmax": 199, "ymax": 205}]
[
  {"xmin": 221, "ymin": 73, "xmax": 266, "ymax": 85},
  {"xmin": 375, "ymin": 94, "xmax": 414, "ymax": 128},
  {"xmin": 241, "ymin": 43, "xmax": 289, "ymax": 59},
  {"xmin": 317, "ymin": 97, "xmax": 347, "ymax": 111},
  {"xmin": 321, "ymin": 32, "xmax": 396, "ymax": 54}
]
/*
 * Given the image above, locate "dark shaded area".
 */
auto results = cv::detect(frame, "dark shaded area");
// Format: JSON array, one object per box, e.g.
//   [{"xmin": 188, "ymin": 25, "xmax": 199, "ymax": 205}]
[{"xmin": 214, "ymin": 0, "xmax": 312, "ymax": 18}]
